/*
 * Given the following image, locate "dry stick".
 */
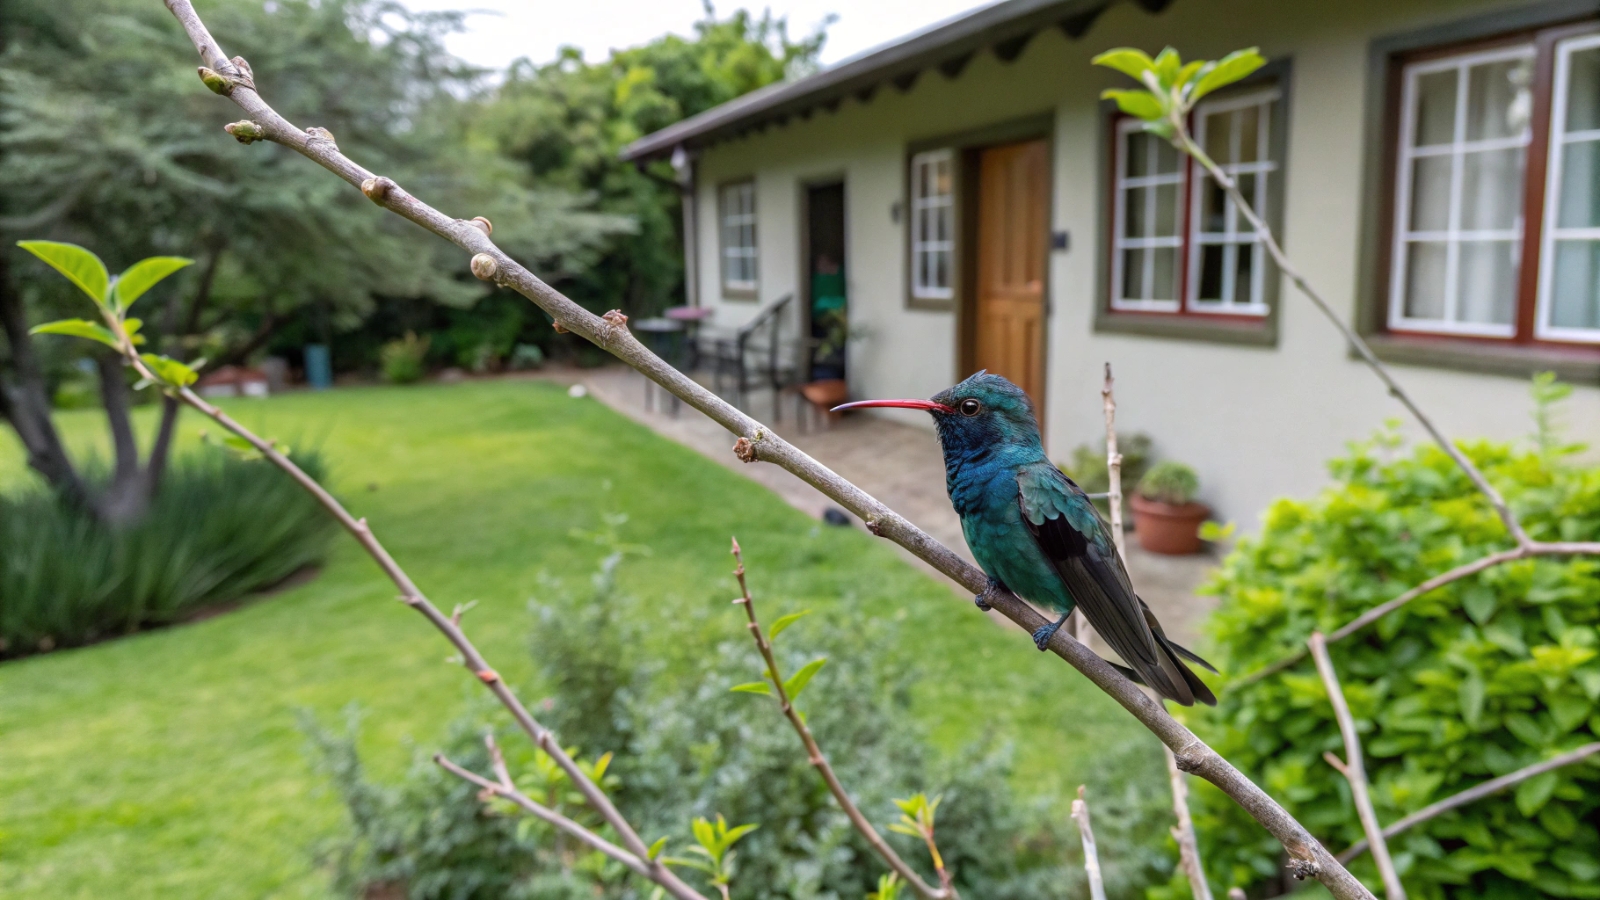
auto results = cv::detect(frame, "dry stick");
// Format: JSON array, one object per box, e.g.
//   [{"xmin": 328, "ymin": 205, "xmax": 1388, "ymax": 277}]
[
  {"xmin": 1338, "ymin": 742, "xmax": 1600, "ymax": 864},
  {"xmin": 435, "ymin": 734, "xmax": 707, "ymax": 897},
  {"xmin": 1070, "ymin": 786, "xmax": 1109, "ymax": 900},
  {"xmin": 729, "ymin": 539, "xmax": 952, "ymax": 900},
  {"xmin": 1102, "ymin": 365, "xmax": 1211, "ymax": 900},
  {"xmin": 1309, "ymin": 633, "xmax": 1406, "ymax": 900},
  {"xmin": 159, "ymin": 7, "xmax": 1374, "ymax": 896},
  {"xmin": 1171, "ymin": 129, "xmax": 1528, "ymax": 550}
]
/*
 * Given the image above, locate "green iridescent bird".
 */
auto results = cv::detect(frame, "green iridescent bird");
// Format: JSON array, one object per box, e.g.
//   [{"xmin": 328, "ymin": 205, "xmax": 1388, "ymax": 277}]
[{"xmin": 838, "ymin": 372, "xmax": 1217, "ymax": 706}]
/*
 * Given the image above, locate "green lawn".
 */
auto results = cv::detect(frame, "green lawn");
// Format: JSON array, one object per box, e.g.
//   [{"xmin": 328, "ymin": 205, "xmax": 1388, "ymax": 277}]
[{"xmin": 0, "ymin": 378, "xmax": 1159, "ymax": 898}]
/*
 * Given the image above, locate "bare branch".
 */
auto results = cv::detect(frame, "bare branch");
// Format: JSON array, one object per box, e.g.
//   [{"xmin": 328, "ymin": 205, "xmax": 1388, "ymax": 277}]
[
  {"xmin": 433, "ymin": 752, "xmax": 708, "ymax": 900},
  {"xmin": 729, "ymin": 539, "xmax": 952, "ymax": 900},
  {"xmin": 1172, "ymin": 126, "xmax": 1529, "ymax": 549},
  {"xmin": 1166, "ymin": 748, "xmax": 1215, "ymax": 900},
  {"xmin": 1070, "ymin": 786, "xmax": 1108, "ymax": 900},
  {"xmin": 1338, "ymin": 742, "xmax": 1600, "ymax": 864},
  {"xmin": 1309, "ymin": 634, "xmax": 1405, "ymax": 900},
  {"xmin": 155, "ymin": 6, "xmax": 1376, "ymax": 895}
]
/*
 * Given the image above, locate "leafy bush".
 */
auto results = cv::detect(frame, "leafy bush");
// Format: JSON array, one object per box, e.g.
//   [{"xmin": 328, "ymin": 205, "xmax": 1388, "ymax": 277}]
[
  {"xmin": 1189, "ymin": 407, "xmax": 1600, "ymax": 899},
  {"xmin": 381, "ymin": 332, "xmax": 430, "ymax": 384},
  {"xmin": 1137, "ymin": 462, "xmax": 1200, "ymax": 506},
  {"xmin": 307, "ymin": 551, "xmax": 1172, "ymax": 899},
  {"xmin": 0, "ymin": 448, "xmax": 335, "ymax": 654},
  {"xmin": 1060, "ymin": 432, "xmax": 1153, "ymax": 498}
]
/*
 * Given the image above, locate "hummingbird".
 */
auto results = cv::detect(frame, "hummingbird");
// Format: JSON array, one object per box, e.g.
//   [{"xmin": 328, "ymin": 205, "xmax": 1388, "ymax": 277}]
[{"xmin": 836, "ymin": 372, "xmax": 1216, "ymax": 706}]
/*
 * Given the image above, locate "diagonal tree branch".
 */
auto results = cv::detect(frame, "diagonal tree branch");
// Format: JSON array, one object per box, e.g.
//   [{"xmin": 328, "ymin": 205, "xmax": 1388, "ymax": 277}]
[
  {"xmin": 729, "ymin": 539, "xmax": 952, "ymax": 900},
  {"xmin": 1070, "ymin": 786, "xmax": 1108, "ymax": 900},
  {"xmin": 1309, "ymin": 633, "xmax": 1405, "ymax": 900},
  {"xmin": 155, "ymin": 6, "xmax": 1375, "ymax": 895},
  {"xmin": 1337, "ymin": 742, "xmax": 1600, "ymax": 865}
]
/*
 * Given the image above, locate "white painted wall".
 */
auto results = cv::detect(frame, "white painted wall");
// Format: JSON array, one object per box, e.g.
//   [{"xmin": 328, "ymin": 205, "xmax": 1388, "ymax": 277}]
[{"xmin": 689, "ymin": 0, "xmax": 1600, "ymax": 525}]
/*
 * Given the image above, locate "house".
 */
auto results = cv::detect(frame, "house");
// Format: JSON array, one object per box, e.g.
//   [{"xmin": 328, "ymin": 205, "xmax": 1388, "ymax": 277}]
[{"xmin": 621, "ymin": 0, "xmax": 1600, "ymax": 521}]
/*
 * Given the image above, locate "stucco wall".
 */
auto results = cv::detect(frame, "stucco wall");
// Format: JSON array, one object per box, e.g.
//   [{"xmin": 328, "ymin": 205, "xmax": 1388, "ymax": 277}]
[{"xmin": 689, "ymin": 0, "xmax": 1600, "ymax": 525}]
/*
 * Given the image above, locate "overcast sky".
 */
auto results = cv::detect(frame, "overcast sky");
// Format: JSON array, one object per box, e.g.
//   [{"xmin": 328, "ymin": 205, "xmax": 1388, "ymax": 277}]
[{"xmin": 402, "ymin": 0, "xmax": 992, "ymax": 71}]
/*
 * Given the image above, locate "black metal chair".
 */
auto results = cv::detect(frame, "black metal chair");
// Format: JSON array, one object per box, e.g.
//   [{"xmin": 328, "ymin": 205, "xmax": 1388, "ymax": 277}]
[{"xmin": 699, "ymin": 294, "xmax": 795, "ymax": 417}]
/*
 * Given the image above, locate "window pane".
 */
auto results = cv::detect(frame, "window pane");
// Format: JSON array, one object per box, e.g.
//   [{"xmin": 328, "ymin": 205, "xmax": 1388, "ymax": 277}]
[
  {"xmin": 1409, "ymin": 155, "xmax": 1453, "ymax": 231},
  {"xmin": 1564, "ymin": 46, "xmax": 1600, "ymax": 133},
  {"xmin": 935, "ymin": 158, "xmax": 952, "ymax": 195},
  {"xmin": 1198, "ymin": 244, "xmax": 1225, "ymax": 300},
  {"xmin": 1154, "ymin": 137, "xmax": 1180, "ymax": 174},
  {"xmin": 1200, "ymin": 178, "xmax": 1226, "ymax": 233},
  {"xmin": 1558, "ymin": 139, "xmax": 1600, "ymax": 229},
  {"xmin": 1465, "ymin": 57, "xmax": 1533, "ymax": 141},
  {"xmin": 1125, "ymin": 186, "xmax": 1148, "ymax": 237},
  {"xmin": 1404, "ymin": 242, "xmax": 1449, "ymax": 319},
  {"xmin": 1461, "ymin": 147, "xmax": 1525, "ymax": 230},
  {"xmin": 1204, "ymin": 110, "xmax": 1232, "ymax": 164},
  {"xmin": 1234, "ymin": 243, "xmax": 1255, "ymax": 304},
  {"xmin": 1456, "ymin": 241, "xmax": 1518, "ymax": 325},
  {"xmin": 1236, "ymin": 106, "xmax": 1261, "ymax": 164},
  {"xmin": 1154, "ymin": 183, "xmax": 1180, "ymax": 236},
  {"xmin": 1121, "ymin": 249, "xmax": 1144, "ymax": 299},
  {"xmin": 1415, "ymin": 69, "xmax": 1458, "ymax": 145},
  {"xmin": 1234, "ymin": 173, "xmax": 1257, "ymax": 233},
  {"xmin": 1124, "ymin": 132, "xmax": 1149, "ymax": 178},
  {"xmin": 935, "ymin": 249, "xmax": 950, "ymax": 289},
  {"xmin": 937, "ymin": 206, "xmax": 951, "ymax": 242},
  {"xmin": 1151, "ymin": 247, "xmax": 1178, "ymax": 300},
  {"xmin": 1551, "ymin": 240, "xmax": 1600, "ymax": 330}
]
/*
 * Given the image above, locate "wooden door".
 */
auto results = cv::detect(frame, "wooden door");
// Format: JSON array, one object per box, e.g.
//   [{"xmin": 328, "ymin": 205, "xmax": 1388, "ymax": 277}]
[{"xmin": 974, "ymin": 139, "xmax": 1048, "ymax": 410}]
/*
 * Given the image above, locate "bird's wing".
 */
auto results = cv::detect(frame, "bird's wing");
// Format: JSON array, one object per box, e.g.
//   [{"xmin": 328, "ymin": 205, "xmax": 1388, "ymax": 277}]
[{"xmin": 1016, "ymin": 464, "xmax": 1194, "ymax": 704}]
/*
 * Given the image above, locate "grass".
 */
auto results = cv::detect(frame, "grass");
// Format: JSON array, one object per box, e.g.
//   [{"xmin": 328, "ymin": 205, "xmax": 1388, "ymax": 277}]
[{"xmin": 0, "ymin": 378, "xmax": 1160, "ymax": 899}]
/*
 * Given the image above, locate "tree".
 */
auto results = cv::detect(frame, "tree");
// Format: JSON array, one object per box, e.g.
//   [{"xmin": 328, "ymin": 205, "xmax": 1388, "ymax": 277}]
[
  {"xmin": 471, "ymin": 4, "xmax": 830, "ymax": 318},
  {"xmin": 0, "ymin": 0, "xmax": 623, "ymax": 520}
]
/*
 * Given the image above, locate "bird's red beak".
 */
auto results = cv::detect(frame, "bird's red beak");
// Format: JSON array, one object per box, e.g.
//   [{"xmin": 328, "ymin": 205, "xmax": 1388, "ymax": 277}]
[{"xmin": 831, "ymin": 399, "xmax": 956, "ymax": 414}]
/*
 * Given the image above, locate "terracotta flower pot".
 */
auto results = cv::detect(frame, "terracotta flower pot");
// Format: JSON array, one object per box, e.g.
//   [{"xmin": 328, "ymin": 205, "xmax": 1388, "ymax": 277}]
[{"xmin": 1129, "ymin": 494, "xmax": 1211, "ymax": 555}]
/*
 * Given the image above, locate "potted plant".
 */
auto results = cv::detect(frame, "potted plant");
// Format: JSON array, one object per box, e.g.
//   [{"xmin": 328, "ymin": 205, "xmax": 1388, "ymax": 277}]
[{"xmin": 1129, "ymin": 461, "xmax": 1209, "ymax": 555}]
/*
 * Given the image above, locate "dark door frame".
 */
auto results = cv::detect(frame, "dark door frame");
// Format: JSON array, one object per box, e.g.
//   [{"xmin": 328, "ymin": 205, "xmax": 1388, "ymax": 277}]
[{"xmin": 798, "ymin": 173, "xmax": 848, "ymax": 382}]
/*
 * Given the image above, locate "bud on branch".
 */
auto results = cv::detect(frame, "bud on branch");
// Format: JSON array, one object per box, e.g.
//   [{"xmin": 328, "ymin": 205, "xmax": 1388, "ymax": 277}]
[{"xmin": 223, "ymin": 120, "xmax": 265, "ymax": 144}]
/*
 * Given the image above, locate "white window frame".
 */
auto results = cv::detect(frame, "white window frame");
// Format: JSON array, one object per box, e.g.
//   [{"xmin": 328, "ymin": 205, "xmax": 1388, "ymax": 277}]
[
  {"xmin": 1536, "ymin": 32, "xmax": 1600, "ymax": 343},
  {"xmin": 1387, "ymin": 44, "xmax": 1535, "ymax": 338},
  {"xmin": 1111, "ymin": 118, "xmax": 1185, "ymax": 312},
  {"xmin": 910, "ymin": 149, "xmax": 955, "ymax": 301},
  {"xmin": 720, "ymin": 180, "xmax": 758, "ymax": 294},
  {"xmin": 1186, "ymin": 88, "xmax": 1279, "ymax": 316}
]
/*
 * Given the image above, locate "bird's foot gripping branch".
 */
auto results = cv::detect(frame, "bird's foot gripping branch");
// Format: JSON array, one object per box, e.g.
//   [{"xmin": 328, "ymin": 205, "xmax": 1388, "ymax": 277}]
[{"xmin": 154, "ymin": 2, "xmax": 1381, "ymax": 896}]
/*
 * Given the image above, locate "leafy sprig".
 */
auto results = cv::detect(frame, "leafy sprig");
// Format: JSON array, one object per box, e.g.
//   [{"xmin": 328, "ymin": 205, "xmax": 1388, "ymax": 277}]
[{"xmin": 1092, "ymin": 46, "xmax": 1266, "ymax": 140}]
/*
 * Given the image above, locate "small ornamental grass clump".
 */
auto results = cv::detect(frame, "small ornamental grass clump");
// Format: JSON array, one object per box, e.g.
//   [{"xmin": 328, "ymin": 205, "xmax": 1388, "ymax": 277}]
[
  {"xmin": 0, "ymin": 448, "xmax": 336, "ymax": 655},
  {"xmin": 1184, "ymin": 379, "xmax": 1600, "ymax": 900},
  {"xmin": 1136, "ymin": 462, "xmax": 1200, "ymax": 507}
]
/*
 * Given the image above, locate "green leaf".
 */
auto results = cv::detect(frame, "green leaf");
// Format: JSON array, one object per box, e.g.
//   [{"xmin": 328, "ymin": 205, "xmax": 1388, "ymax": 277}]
[
  {"xmin": 768, "ymin": 609, "xmax": 812, "ymax": 641},
  {"xmin": 691, "ymin": 817, "xmax": 715, "ymax": 853},
  {"xmin": 1462, "ymin": 584, "xmax": 1497, "ymax": 625},
  {"xmin": 647, "ymin": 836, "xmax": 668, "ymax": 861},
  {"xmin": 1101, "ymin": 88, "xmax": 1165, "ymax": 121},
  {"xmin": 1189, "ymin": 47, "xmax": 1267, "ymax": 101},
  {"xmin": 1458, "ymin": 669, "xmax": 1485, "ymax": 726},
  {"xmin": 886, "ymin": 822, "xmax": 921, "ymax": 837},
  {"xmin": 123, "ymin": 317, "xmax": 147, "ymax": 346},
  {"xmin": 18, "ymin": 240, "xmax": 110, "ymax": 306},
  {"xmin": 730, "ymin": 681, "xmax": 772, "ymax": 695},
  {"xmin": 1091, "ymin": 48, "xmax": 1157, "ymax": 81},
  {"xmin": 1515, "ymin": 771, "xmax": 1558, "ymax": 816},
  {"xmin": 1152, "ymin": 47, "xmax": 1181, "ymax": 87},
  {"xmin": 139, "ymin": 353, "xmax": 198, "ymax": 387},
  {"xmin": 1175, "ymin": 59, "xmax": 1207, "ymax": 91},
  {"xmin": 112, "ymin": 256, "xmax": 193, "ymax": 310},
  {"xmin": 28, "ymin": 318, "xmax": 118, "ymax": 348},
  {"xmin": 783, "ymin": 657, "xmax": 827, "ymax": 701},
  {"xmin": 722, "ymin": 823, "xmax": 758, "ymax": 846}
]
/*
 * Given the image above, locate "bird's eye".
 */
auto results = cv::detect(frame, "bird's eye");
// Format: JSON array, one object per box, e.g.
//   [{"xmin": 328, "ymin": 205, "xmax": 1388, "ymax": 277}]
[{"xmin": 959, "ymin": 399, "xmax": 982, "ymax": 417}]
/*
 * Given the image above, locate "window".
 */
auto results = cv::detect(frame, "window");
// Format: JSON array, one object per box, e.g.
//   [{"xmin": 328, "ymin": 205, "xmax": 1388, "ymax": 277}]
[
  {"xmin": 1109, "ymin": 88, "xmax": 1283, "ymax": 317},
  {"xmin": 910, "ymin": 150, "xmax": 955, "ymax": 301},
  {"xmin": 719, "ymin": 180, "xmax": 758, "ymax": 295},
  {"xmin": 1385, "ymin": 25, "xmax": 1600, "ymax": 346}
]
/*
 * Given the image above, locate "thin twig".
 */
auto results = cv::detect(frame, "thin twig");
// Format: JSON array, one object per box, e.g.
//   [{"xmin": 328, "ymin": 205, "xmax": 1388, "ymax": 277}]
[
  {"xmin": 157, "ymin": 7, "xmax": 1376, "ymax": 895},
  {"xmin": 1338, "ymin": 742, "xmax": 1600, "ymax": 864},
  {"xmin": 729, "ymin": 538, "xmax": 952, "ymax": 900},
  {"xmin": 1309, "ymin": 633, "xmax": 1405, "ymax": 900},
  {"xmin": 1173, "ymin": 124, "xmax": 1529, "ymax": 549},
  {"xmin": 1166, "ymin": 747, "xmax": 1215, "ymax": 900},
  {"xmin": 1236, "ymin": 541, "xmax": 1600, "ymax": 686},
  {"xmin": 1070, "ymin": 786, "xmax": 1108, "ymax": 900}
]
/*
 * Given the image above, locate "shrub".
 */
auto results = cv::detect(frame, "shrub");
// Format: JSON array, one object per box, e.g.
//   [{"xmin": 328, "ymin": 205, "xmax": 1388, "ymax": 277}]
[
  {"xmin": 307, "ymin": 551, "xmax": 1173, "ymax": 899},
  {"xmin": 0, "ymin": 448, "xmax": 336, "ymax": 654},
  {"xmin": 1061, "ymin": 432, "xmax": 1153, "ymax": 497},
  {"xmin": 1188, "ymin": 414, "xmax": 1600, "ymax": 899},
  {"xmin": 381, "ymin": 332, "xmax": 430, "ymax": 384},
  {"xmin": 1137, "ymin": 462, "xmax": 1200, "ymax": 506}
]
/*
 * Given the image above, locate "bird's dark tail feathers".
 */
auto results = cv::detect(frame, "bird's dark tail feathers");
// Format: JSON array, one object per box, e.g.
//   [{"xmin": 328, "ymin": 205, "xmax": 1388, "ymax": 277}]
[{"xmin": 1125, "ymin": 604, "xmax": 1219, "ymax": 707}]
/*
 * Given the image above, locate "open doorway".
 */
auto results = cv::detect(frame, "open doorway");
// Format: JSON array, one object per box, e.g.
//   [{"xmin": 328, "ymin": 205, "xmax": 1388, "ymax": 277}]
[{"xmin": 803, "ymin": 180, "xmax": 847, "ymax": 381}]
